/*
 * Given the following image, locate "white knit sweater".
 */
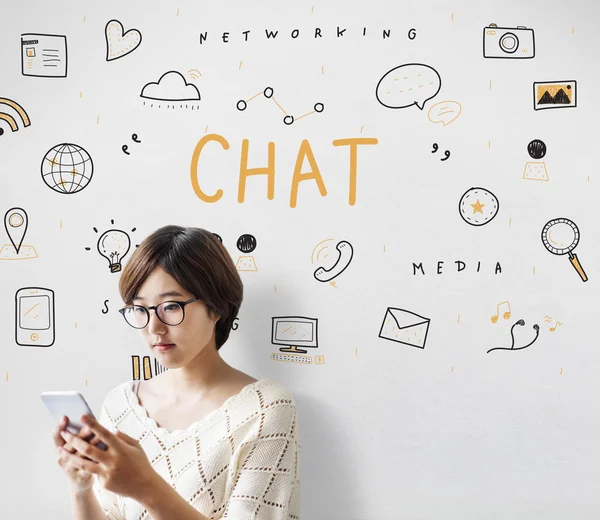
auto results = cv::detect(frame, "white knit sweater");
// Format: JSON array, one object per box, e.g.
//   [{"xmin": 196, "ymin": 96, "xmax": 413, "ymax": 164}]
[{"xmin": 92, "ymin": 378, "xmax": 301, "ymax": 519}]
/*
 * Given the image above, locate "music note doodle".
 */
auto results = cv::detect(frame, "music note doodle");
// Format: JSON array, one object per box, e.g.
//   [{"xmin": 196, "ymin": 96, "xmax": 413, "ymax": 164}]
[
  {"xmin": 550, "ymin": 321, "xmax": 562, "ymax": 332},
  {"xmin": 490, "ymin": 301, "xmax": 511, "ymax": 323}
]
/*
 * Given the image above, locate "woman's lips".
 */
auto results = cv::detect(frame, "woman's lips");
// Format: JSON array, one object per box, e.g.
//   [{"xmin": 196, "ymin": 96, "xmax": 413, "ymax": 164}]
[{"xmin": 155, "ymin": 344, "xmax": 175, "ymax": 351}]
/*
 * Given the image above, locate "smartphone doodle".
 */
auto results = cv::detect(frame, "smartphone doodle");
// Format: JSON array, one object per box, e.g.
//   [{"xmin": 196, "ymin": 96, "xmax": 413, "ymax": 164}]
[{"xmin": 15, "ymin": 287, "xmax": 55, "ymax": 346}]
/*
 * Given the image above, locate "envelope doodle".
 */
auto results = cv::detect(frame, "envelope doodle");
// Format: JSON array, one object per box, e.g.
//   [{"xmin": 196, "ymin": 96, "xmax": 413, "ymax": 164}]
[{"xmin": 378, "ymin": 307, "xmax": 431, "ymax": 349}]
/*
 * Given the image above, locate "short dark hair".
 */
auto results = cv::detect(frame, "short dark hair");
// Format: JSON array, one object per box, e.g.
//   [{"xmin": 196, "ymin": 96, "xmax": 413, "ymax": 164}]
[{"xmin": 118, "ymin": 225, "xmax": 243, "ymax": 350}]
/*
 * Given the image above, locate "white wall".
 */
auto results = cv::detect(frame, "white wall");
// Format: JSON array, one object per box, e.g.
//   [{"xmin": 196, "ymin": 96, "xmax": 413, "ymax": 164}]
[{"xmin": 1, "ymin": 0, "xmax": 599, "ymax": 518}]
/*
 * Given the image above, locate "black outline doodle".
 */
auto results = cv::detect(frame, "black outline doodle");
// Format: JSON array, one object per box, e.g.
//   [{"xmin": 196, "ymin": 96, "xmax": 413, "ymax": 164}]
[
  {"xmin": 313, "ymin": 240, "xmax": 354, "ymax": 283},
  {"xmin": 533, "ymin": 81, "xmax": 577, "ymax": 110},
  {"xmin": 431, "ymin": 143, "xmax": 450, "ymax": 161},
  {"xmin": 487, "ymin": 319, "xmax": 540, "ymax": 353},
  {"xmin": 102, "ymin": 300, "xmax": 110, "ymax": 314},
  {"xmin": 541, "ymin": 218, "xmax": 588, "ymax": 282},
  {"xmin": 0, "ymin": 97, "xmax": 31, "ymax": 133},
  {"xmin": 376, "ymin": 63, "xmax": 441, "ymax": 110},
  {"xmin": 15, "ymin": 287, "xmax": 55, "ymax": 347},
  {"xmin": 4, "ymin": 207, "xmax": 28, "ymax": 255},
  {"xmin": 40, "ymin": 143, "xmax": 94, "ymax": 195},
  {"xmin": 458, "ymin": 187, "xmax": 499, "ymax": 227},
  {"xmin": 105, "ymin": 19, "xmax": 142, "ymax": 62},
  {"xmin": 482, "ymin": 23, "xmax": 535, "ymax": 59},
  {"xmin": 271, "ymin": 316, "xmax": 319, "ymax": 354},
  {"xmin": 122, "ymin": 133, "xmax": 141, "ymax": 155},
  {"xmin": 85, "ymin": 220, "xmax": 138, "ymax": 273},
  {"xmin": 378, "ymin": 307, "xmax": 430, "ymax": 349},
  {"xmin": 21, "ymin": 33, "xmax": 68, "ymax": 78},
  {"xmin": 141, "ymin": 71, "xmax": 201, "ymax": 104}
]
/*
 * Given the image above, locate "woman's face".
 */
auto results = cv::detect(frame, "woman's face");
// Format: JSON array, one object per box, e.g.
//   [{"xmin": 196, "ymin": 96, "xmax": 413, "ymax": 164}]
[{"xmin": 131, "ymin": 266, "xmax": 220, "ymax": 362}]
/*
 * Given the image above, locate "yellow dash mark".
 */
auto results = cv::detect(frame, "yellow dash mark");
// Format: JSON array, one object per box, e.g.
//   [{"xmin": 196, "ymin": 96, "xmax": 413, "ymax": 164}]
[
  {"xmin": 311, "ymin": 5, "xmax": 314, "ymax": 12},
  {"xmin": 60, "ymin": 220, "xmax": 62, "ymax": 229},
  {"xmin": 177, "ymin": 8, "xmax": 180, "ymax": 16},
  {"xmin": 80, "ymin": 91, "xmax": 82, "ymax": 98},
  {"xmin": 560, "ymin": 368, "xmax": 563, "ymax": 375},
  {"xmin": 274, "ymin": 284, "xmax": 277, "ymax": 291},
  {"xmin": 457, "ymin": 314, "xmax": 460, "ymax": 324},
  {"xmin": 488, "ymin": 140, "xmax": 491, "ymax": 148},
  {"xmin": 360, "ymin": 125, "xmax": 364, "ymax": 133},
  {"xmin": 96, "ymin": 116, "xmax": 100, "ymax": 124},
  {"xmin": 509, "ymin": 217, "xmax": 512, "ymax": 226},
  {"xmin": 322, "ymin": 66, "xmax": 324, "ymax": 75},
  {"xmin": 451, "ymin": 366, "xmax": 454, "ymax": 372},
  {"xmin": 355, "ymin": 348, "xmax": 358, "ymax": 356},
  {"xmin": 83, "ymin": 15, "xmax": 86, "ymax": 22},
  {"xmin": 74, "ymin": 322, "xmax": 78, "ymax": 329},
  {"xmin": 572, "ymin": 26, "xmax": 574, "ymax": 34},
  {"xmin": 239, "ymin": 60, "xmax": 243, "ymax": 70},
  {"xmin": 205, "ymin": 125, "xmax": 208, "ymax": 134},
  {"xmin": 533, "ymin": 266, "xmax": 536, "ymax": 275},
  {"xmin": 452, "ymin": 13, "xmax": 454, "ymax": 21},
  {"xmin": 5, "ymin": 372, "xmax": 8, "ymax": 381},
  {"xmin": 383, "ymin": 244, "xmax": 386, "ymax": 253},
  {"xmin": 490, "ymin": 79, "xmax": 492, "ymax": 89},
  {"xmin": 588, "ymin": 175, "xmax": 590, "ymax": 182}
]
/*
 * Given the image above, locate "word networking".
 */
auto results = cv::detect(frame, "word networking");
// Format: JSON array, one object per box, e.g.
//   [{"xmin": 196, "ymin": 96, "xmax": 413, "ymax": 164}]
[
  {"xmin": 199, "ymin": 26, "xmax": 417, "ymax": 44},
  {"xmin": 189, "ymin": 134, "xmax": 379, "ymax": 207}
]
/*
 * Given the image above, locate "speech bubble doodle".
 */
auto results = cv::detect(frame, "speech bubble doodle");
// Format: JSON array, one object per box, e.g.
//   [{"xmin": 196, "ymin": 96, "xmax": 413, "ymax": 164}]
[
  {"xmin": 428, "ymin": 100, "xmax": 462, "ymax": 126},
  {"xmin": 376, "ymin": 63, "xmax": 441, "ymax": 111}
]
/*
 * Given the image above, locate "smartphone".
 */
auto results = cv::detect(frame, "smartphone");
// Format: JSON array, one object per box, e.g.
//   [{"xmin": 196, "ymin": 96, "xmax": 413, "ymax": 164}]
[
  {"xmin": 41, "ymin": 391, "xmax": 108, "ymax": 450},
  {"xmin": 16, "ymin": 287, "xmax": 55, "ymax": 347}
]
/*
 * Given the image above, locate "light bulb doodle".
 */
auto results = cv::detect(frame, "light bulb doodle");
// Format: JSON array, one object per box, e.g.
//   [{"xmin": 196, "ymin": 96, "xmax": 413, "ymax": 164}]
[{"xmin": 85, "ymin": 220, "xmax": 139, "ymax": 273}]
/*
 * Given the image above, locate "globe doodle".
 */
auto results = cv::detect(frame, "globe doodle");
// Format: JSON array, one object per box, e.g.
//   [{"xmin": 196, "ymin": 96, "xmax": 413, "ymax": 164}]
[{"xmin": 40, "ymin": 143, "xmax": 94, "ymax": 194}]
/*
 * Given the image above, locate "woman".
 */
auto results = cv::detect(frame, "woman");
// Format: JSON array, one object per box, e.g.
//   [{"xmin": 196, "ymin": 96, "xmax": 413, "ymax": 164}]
[{"xmin": 52, "ymin": 225, "xmax": 301, "ymax": 519}]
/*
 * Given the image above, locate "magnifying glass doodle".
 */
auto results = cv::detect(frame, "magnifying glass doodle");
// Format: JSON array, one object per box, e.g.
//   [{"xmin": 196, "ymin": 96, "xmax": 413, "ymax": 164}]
[{"xmin": 541, "ymin": 218, "xmax": 588, "ymax": 282}]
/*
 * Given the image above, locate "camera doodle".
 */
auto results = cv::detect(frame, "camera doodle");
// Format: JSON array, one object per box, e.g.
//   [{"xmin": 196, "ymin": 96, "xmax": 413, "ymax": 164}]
[{"xmin": 483, "ymin": 23, "xmax": 535, "ymax": 59}]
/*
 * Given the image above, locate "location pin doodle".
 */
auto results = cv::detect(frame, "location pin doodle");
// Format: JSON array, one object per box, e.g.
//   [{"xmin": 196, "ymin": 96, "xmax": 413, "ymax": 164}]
[
  {"xmin": 122, "ymin": 134, "xmax": 141, "ymax": 155},
  {"xmin": 4, "ymin": 207, "xmax": 28, "ymax": 255}
]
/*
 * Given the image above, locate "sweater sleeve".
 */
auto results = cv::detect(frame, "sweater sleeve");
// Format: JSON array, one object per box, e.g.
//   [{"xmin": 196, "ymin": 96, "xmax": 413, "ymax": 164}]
[
  {"xmin": 91, "ymin": 395, "xmax": 125, "ymax": 520},
  {"xmin": 220, "ymin": 395, "xmax": 301, "ymax": 520}
]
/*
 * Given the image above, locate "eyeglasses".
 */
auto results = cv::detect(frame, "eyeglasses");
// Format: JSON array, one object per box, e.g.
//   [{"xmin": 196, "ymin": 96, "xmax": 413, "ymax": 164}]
[{"xmin": 118, "ymin": 297, "xmax": 199, "ymax": 329}]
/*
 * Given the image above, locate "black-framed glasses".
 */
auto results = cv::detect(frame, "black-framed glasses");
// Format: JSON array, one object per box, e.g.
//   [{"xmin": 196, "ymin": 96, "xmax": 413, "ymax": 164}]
[{"xmin": 118, "ymin": 297, "xmax": 199, "ymax": 329}]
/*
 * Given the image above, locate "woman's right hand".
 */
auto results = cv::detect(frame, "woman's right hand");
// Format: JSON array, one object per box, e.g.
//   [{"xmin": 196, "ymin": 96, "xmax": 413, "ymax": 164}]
[{"xmin": 54, "ymin": 415, "xmax": 103, "ymax": 494}]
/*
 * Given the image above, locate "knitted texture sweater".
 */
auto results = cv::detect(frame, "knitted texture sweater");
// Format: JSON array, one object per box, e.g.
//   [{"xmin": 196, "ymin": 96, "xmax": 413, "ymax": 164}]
[{"xmin": 92, "ymin": 378, "xmax": 300, "ymax": 519}]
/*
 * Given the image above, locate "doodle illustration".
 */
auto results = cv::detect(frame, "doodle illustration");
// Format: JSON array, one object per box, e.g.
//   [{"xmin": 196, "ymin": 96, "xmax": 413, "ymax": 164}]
[
  {"xmin": 132, "ymin": 354, "xmax": 168, "ymax": 382},
  {"xmin": 378, "ymin": 307, "xmax": 430, "ymax": 349},
  {"xmin": 85, "ymin": 221, "xmax": 137, "ymax": 273},
  {"xmin": 40, "ymin": 143, "xmax": 93, "ymax": 194},
  {"xmin": 141, "ymin": 71, "xmax": 201, "ymax": 108},
  {"xmin": 236, "ymin": 87, "xmax": 324, "ymax": 125},
  {"xmin": 21, "ymin": 33, "xmax": 67, "ymax": 77},
  {"xmin": 376, "ymin": 63, "xmax": 441, "ymax": 110},
  {"xmin": 523, "ymin": 139, "xmax": 549, "ymax": 181},
  {"xmin": 271, "ymin": 316, "xmax": 319, "ymax": 354},
  {"xmin": 431, "ymin": 143, "xmax": 451, "ymax": 161},
  {"xmin": 491, "ymin": 301, "xmax": 511, "ymax": 323},
  {"xmin": 534, "ymin": 81, "xmax": 577, "ymax": 110},
  {"xmin": 312, "ymin": 239, "xmax": 354, "ymax": 283},
  {"xmin": 483, "ymin": 23, "xmax": 535, "ymax": 59},
  {"xmin": 15, "ymin": 287, "xmax": 55, "ymax": 347},
  {"xmin": 487, "ymin": 319, "xmax": 540, "ymax": 353},
  {"xmin": 236, "ymin": 233, "xmax": 258, "ymax": 271},
  {"xmin": 1, "ymin": 207, "xmax": 37, "ymax": 260},
  {"xmin": 122, "ymin": 133, "xmax": 141, "ymax": 155},
  {"xmin": 458, "ymin": 187, "xmax": 499, "ymax": 226},
  {"xmin": 0, "ymin": 97, "xmax": 31, "ymax": 134},
  {"xmin": 541, "ymin": 218, "xmax": 588, "ymax": 282},
  {"xmin": 105, "ymin": 19, "xmax": 142, "ymax": 61},
  {"xmin": 427, "ymin": 100, "xmax": 462, "ymax": 126}
]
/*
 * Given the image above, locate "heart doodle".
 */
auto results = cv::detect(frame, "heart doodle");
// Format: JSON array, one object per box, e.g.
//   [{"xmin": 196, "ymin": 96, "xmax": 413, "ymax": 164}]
[{"xmin": 105, "ymin": 19, "xmax": 142, "ymax": 62}]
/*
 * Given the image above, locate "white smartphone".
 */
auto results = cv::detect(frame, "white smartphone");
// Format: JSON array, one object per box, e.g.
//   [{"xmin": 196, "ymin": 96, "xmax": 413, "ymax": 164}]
[{"xmin": 41, "ymin": 391, "xmax": 108, "ymax": 450}]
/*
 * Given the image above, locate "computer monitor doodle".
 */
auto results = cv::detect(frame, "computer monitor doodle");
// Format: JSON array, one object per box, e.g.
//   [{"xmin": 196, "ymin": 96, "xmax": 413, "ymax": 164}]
[{"xmin": 271, "ymin": 316, "xmax": 319, "ymax": 354}]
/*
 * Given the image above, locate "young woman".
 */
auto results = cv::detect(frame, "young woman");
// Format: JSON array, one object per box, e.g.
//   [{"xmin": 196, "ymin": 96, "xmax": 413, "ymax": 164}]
[{"xmin": 53, "ymin": 225, "xmax": 301, "ymax": 519}]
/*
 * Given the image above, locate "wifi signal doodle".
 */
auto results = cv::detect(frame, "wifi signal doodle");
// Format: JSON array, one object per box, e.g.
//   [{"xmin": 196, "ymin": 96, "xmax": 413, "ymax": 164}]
[
  {"xmin": 0, "ymin": 97, "xmax": 31, "ymax": 136},
  {"xmin": 236, "ymin": 87, "xmax": 324, "ymax": 125},
  {"xmin": 188, "ymin": 69, "xmax": 201, "ymax": 80}
]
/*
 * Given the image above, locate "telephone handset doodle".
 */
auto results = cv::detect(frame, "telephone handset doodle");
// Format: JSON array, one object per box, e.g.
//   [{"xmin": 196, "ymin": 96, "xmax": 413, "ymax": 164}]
[{"xmin": 314, "ymin": 240, "xmax": 354, "ymax": 282}]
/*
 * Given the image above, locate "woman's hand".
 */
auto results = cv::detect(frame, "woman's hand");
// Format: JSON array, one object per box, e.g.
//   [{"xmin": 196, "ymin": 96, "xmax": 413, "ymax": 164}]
[{"xmin": 59, "ymin": 414, "xmax": 160, "ymax": 501}]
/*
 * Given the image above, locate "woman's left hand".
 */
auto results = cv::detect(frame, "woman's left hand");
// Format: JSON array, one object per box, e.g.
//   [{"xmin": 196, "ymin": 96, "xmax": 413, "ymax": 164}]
[{"xmin": 60, "ymin": 414, "xmax": 159, "ymax": 501}]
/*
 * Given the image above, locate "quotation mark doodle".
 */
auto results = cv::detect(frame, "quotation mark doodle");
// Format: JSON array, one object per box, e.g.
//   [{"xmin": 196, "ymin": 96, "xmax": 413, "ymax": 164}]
[
  {"xmin": 102, "ymin": 299, "xmax": 109, "ymax": 314},
  {"xmin": 432, "ymin": 143, "xmax": 450, "ymax": 161},
  {"xmin": 122, "ymin": 134, "xmax": 141, "ymax": 155}
]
